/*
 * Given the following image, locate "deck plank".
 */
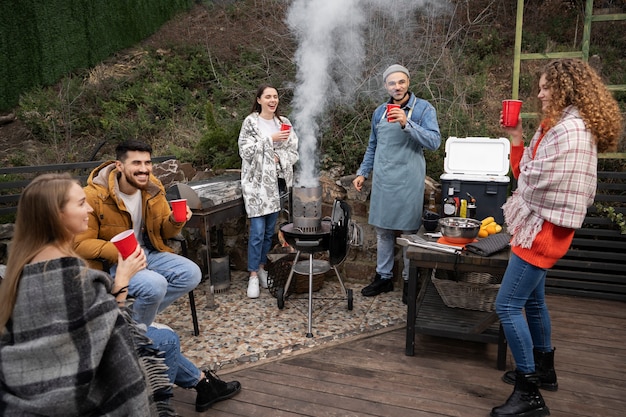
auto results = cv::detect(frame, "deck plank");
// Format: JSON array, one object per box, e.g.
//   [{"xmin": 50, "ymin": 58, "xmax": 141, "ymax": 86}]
[{"xmin": 171, "ymin": 293, "xmax": 626, "ymax": 417}]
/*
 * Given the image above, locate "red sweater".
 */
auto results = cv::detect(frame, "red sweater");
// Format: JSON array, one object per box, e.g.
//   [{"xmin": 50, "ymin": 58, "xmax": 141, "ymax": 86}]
[{"xmin": 510, "ymin": 143, "xmax": 575, "ymax": 269}]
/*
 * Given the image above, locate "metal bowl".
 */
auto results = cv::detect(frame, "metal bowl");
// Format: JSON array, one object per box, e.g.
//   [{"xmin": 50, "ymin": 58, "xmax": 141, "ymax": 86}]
[{"xmin": 438, "ymin": 217, "xmax": 481, "ymax": 244}]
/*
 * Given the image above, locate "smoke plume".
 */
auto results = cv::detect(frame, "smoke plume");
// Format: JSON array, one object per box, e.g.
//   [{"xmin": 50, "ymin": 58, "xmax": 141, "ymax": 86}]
[{"xmin": 286, "ymin": 0, "xmax": 445, "ymax": 187}]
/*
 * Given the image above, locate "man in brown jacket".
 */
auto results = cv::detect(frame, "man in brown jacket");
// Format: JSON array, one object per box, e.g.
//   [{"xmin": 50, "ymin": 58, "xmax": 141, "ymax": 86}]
[{"xmin": 74, "ymin": 140, "xmax": 201, "ymax": 326}]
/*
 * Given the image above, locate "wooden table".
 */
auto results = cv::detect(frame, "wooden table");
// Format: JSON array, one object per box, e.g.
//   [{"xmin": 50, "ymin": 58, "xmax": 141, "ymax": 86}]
[{"xmin": 402, "ymin": 233, "xmax": 510, "ymax": 370}]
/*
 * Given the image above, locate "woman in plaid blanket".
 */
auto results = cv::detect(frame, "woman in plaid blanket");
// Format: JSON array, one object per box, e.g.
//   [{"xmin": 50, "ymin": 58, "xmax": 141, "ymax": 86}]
[
  {"xmin": 0, "ymin": 173, "xmax": 177, "ymax": 416},
  {"xmin": 0, "ymin": 173, "xmax": 241, "ymax": 416},
  {"xmin": 491, "ymin": 59, "xmax": 622, "ymax": 417}
]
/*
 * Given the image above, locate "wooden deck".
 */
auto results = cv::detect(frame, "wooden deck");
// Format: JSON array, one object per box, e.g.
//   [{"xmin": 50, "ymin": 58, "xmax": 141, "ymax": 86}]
[{"xmin": 171, "ymin": 293, "xmax": 625, "ymax": 417}]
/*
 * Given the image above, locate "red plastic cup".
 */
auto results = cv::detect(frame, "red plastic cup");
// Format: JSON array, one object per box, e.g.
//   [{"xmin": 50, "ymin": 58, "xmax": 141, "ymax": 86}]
[
  {"xmin": 502, "ymin": 99, "xmax": 523, "ymax": 127},
  {"xmin": 111, "ymin": 230, "xmax": 138, "ymax": 260},
  {"xmin": 170, "ymin": 199, "xmax": 187, "ymax": 222},
  {"xmin": 386, "ymin": 104, "xmax": 400, "ymax": 122},
  {"xmin": 280, "ymin": 123, "xmax": 291, "ymax": 131}
]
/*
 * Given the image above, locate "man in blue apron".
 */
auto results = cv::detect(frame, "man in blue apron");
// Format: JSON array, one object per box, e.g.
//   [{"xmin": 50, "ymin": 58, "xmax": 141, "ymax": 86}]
[{"xmin": 353, "ymin": 64, "xmax": 441, "ymax": 302}]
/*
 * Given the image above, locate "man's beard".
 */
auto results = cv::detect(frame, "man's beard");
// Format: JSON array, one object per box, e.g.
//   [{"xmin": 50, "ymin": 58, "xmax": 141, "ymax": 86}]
[{"xmin": 124, "ymin": 172, "xmax": 150, "ymax": 191}]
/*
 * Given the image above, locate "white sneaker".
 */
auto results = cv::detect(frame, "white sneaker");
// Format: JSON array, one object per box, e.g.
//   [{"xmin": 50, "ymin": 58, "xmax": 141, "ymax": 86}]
[
  {"xmin": 247, "ymin": 276, "xmax": 260, "ymax": 298},
  {"xmin": 257, "ymin": 269, "xmax": 268, "ymax": 289}
]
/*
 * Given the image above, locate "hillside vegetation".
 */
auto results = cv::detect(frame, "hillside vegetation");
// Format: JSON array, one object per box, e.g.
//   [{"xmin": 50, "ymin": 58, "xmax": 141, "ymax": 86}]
[{"xmin": 1, "ymin": 0, "xmax": 625, "ymax": 179}]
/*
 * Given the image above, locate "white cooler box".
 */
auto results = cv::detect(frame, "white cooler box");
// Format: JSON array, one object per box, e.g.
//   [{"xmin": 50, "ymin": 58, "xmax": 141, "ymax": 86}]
[{"xmin": 440, "ymin": 137, "xmax": 511, "ymax": 224}]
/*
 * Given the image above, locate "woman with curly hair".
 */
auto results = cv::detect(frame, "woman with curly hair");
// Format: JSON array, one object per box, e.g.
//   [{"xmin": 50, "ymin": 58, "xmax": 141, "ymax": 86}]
[{"xmin": 491, "ymin": 59, "xmax": 622, "ymax": 417}]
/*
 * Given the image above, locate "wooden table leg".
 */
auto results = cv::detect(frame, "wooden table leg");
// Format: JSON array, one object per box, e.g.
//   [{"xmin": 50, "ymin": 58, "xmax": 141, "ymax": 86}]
[{"xmin": 405, "ymin": 264, "xmax": 419, "ymax": 356}]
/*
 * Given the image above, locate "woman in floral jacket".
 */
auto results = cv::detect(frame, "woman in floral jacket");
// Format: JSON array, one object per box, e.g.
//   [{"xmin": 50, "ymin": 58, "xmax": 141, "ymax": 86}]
[{"xmin": 238, "ymin": 84, "xmax": 299, "ymax": 298}]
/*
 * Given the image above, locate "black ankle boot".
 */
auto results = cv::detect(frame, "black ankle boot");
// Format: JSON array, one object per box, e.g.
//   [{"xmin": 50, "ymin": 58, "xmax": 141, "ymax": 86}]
[
  {"xmin": 502, "ymin": 348, "xmax": 558, "ymax": 391},
  {"xmin": 491, "ymin": 371, "xmax": 550, "ymax": 417},
  {"xmin": 195, "ymin": 369, "xmax": 242, "ymax": 412}
]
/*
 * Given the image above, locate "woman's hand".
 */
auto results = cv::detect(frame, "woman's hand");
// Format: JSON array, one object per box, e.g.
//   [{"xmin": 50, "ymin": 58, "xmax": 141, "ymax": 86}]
[
  {"xmin": 272, "ymin": 130, "xmax": 290, "ymax": 144},
  {"xmin": 500, "ymin": 111, "xmax": 524, "ymax": 146},
  {"xmin": 114, "ymin": 245, "xmax": 146, "ymax": 288}
]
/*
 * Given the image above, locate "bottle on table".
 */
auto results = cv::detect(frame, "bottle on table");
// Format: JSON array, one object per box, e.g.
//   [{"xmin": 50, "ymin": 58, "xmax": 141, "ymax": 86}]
[
  {"xmin": 467, "ymin": 193, "xmax": 477, "ymax": 219},
  {"xmin": 459, "ymin": 199, "xmax": 467, "ymax": 218},
  {"xmin": 442, "ymin": 187, "xmax": 457, "ymax": 217}
]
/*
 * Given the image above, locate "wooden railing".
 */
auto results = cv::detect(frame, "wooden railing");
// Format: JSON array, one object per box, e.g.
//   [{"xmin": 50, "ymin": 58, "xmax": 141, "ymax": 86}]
[{"xmin": 546, "ymin": 169, "xmax": 626, "ymax": 301}]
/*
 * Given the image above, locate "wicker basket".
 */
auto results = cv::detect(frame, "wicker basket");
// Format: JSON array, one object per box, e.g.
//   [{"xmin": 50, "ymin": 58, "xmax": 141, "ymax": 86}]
[
  {"xmin": 293, "ymin": 270, "xmax": 326, "ymax": 293},
  {"xmin": 266, "ymin": 253, "xmax": 325, "ymax": 297},
  {"xmin": 431, "ymin": 269, "xmax": 502, "ymax": 312}
]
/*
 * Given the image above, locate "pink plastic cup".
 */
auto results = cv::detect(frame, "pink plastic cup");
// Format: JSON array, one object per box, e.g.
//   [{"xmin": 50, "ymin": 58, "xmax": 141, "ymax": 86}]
[
  {"xmin": 386, "ymin": 104, "xmax": 400, "ymax": 122},
  {"xmin": 280, "ymin": 123, "xmax": 291, "ymax": 131},
  {"xmin": 170, "ymin": 199, "xmax": 187, "ymax": 222},
  {"xmin": 502, "ymin": 99, "xmax": 523, "ymax": 127},
  {"xmin": 111, "ymin": 230, "xmax": 138, "ymax": 260}
]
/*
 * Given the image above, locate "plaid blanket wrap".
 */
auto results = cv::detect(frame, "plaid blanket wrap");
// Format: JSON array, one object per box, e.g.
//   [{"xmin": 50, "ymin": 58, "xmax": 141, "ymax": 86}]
[
  {"xmin": 503, "ymin": 107, "xmax": 597, "ymax": 248},
  {"xmin": 0, "ymin": 257, "xmax": 173, "ymax": 416}
]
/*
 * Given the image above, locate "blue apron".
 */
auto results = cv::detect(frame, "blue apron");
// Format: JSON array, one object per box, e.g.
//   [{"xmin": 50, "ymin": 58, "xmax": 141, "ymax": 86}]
[{"xmin": 368, "ymin": 107, "xmax": 425, "ymax": 230}]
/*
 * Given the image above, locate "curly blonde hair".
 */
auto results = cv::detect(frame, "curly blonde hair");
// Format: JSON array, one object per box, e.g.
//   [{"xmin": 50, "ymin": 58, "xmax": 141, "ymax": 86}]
[{"xmin": 541, "ymin": 59, "xmax": 623, "ymax": 153}]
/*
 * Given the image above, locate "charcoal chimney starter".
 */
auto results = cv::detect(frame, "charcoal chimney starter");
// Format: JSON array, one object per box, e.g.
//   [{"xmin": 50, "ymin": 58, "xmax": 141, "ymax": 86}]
[{"xmin": 292, "ymin": 186, "xmax": 322, "ymax": 233}]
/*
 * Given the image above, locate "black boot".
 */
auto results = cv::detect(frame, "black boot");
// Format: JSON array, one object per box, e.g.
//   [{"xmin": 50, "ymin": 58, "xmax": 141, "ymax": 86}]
[
  {"xmin": 195, "ymin": 369, "xmax": 242, "ymax": 412},
  {"xmin": 361, "ymin": 273, "xmax": 393, "ymax": 296},
  {"xmin": 502, "ymin": 349, "xmax": 558, "ymax": 391},
  {"xmin": 491, "ymin": 371, "xmax": 550, "ymax": 417}
]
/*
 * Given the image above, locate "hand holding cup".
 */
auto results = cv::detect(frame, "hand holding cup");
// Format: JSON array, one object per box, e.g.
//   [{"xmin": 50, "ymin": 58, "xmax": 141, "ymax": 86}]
[
  {"xmin": 501, "ymin": 100, "xmax": 522, "ymax": 127},
  {"xmin": 117, "ymin": 244, "xmax": 146, "ymax": 279},
  {"xmin": 114, "ymin": 244, "xmax": 146, "ymax": 290},
  {"xmin": 500, "ymin": 100, "xmax": 524, "ymax": 146},
  {"xmin": 111, "ymin": 230, "xmax": 139, "ymax": 260},
  {"xmin": 170, "ymin": 199, "xmax": 188, "ymax": 222},
  {"xmin": 386, "ymin": 104, "xmax": 401, "ymax": 122}
]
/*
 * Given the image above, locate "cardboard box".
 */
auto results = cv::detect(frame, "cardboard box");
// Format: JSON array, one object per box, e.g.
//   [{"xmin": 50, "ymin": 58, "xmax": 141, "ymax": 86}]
[{"xmin": 440, "ymin": 137, "xmax": 511, "ymax": 224}]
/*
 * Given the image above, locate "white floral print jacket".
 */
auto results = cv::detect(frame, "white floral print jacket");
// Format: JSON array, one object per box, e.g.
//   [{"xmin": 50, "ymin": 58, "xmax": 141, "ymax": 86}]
[{"xmin": 238, "ymin": 112, "xmax": 299, "ymax": 218}]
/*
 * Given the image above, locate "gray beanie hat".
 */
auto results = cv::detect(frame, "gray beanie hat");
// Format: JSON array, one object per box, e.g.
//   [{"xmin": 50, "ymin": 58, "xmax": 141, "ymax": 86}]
[{"xmin": 383, "ymin": 64, "xmax": 410, "ymax": 82}]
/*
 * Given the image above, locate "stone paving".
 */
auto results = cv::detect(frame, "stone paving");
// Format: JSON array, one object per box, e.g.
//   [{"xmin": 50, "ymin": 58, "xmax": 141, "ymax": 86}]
[{"xmin": 158, "ymin": 269, "xmax": 406, "ymax": 372}]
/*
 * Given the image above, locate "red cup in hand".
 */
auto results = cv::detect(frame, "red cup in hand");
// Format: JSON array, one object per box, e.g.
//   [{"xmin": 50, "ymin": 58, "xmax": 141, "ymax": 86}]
[
  {"xmin": 111, "ymin": 230, "xmax": 138, "ymax": 260},
  {"xmin": 280, "ymin": 123, "xmax": 291, "ymax": 131},
  {"xmin": 386, "ymin": 104, "xmax": 400, "ymax": 122},
  {"xmin": 170, "ymin": 199, "xmax": 187, "ymax": 222},
  {"xmin": 502, "ymin": 100, "xmax": 523, "ymax": 127}
]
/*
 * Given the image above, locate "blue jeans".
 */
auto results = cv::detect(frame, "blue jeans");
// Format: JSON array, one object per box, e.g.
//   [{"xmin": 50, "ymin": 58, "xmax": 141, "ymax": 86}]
[
  {"xmin": 248, "ymin": 212, "xmax": 279, "ymax": 272},
  {"xmin": 146, "ymin": 324, "xmax": 201, "ymax": 389},
  {"xmin": 111, "ymin": 248, "xmax": 202, "ymax": 326},
  {"xmin": 495, "ymin": 252, "xmax": 552, "ymax": 373},
  {"xmin": 375, "ymin": 227, "xmax": 416, "ymax": 281}
]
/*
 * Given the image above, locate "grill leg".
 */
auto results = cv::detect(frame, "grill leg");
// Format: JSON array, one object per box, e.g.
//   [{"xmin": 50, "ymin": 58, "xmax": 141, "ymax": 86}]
[
  {"xmin": 306, "ymin": 253, "xmax": 314, "ymax": 338},
  {"xmin": 284, "ymin": 251, "xmax": 300, "ymax": 296},
  {"xmin": 332, "ymin": 265, "xmax": 348, "ymax": 297}
]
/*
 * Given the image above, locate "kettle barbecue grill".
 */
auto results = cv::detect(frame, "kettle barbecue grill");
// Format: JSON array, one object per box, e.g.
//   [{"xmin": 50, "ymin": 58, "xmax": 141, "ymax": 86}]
[{"xmin": 278, "ymin": 193, "xmax": 353, "ymax": 338}]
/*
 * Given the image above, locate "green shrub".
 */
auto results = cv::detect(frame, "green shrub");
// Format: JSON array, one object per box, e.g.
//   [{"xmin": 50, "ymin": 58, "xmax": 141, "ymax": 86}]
[{"xmin": 195, "ymin": 102, "xmax": 241, "ymax": 169}]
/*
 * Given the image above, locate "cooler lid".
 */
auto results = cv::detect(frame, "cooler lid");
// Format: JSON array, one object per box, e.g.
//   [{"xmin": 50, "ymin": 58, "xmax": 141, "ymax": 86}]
[{"xmin": 443, "ymin": 137, "xmax": 511, "ymax": 177}]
